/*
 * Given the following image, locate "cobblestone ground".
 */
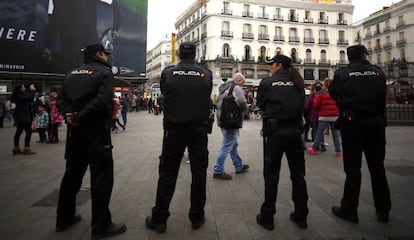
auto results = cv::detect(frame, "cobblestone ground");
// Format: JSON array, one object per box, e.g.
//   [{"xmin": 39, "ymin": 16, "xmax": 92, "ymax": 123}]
[{"xmin": 0, "ymin": 111, "xmax": 413, "ymax": 240}]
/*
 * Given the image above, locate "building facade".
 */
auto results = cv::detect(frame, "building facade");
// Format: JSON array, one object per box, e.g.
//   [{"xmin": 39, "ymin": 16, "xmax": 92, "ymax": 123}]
[
  {"xmin": 173, "ymin": 0, "xmax": 354, "ymax": 94},
  {"xmin": 146, "ymin": 37, "xmax": 174, "ymax": 88},
  {"xmin": 353, "ymin": 0, "xmax": 414, "ymax": 78}
]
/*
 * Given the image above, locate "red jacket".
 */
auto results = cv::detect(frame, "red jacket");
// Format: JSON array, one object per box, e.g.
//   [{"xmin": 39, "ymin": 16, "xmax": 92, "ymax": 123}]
[{"xmin": 313, "ymin": 91, "xmax": 339, "ymax": 117}]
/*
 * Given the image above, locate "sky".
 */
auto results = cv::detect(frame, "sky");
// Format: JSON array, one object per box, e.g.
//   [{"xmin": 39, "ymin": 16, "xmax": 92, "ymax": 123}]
[{"xmin": 146, "ymin": 0, "xmax": 400, "ymax": 50}]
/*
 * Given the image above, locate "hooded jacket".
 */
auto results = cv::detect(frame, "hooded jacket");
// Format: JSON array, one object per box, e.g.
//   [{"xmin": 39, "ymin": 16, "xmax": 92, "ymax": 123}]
[{"xmin": 216, "ymin": 80, "xmax": 248, "ymax": 127}]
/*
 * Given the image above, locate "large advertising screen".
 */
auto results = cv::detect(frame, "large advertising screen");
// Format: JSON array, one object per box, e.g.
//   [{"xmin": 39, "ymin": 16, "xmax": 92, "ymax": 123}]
[{"xmin": 0, "ymin": 0, "xmax": 148, "ymax": 77}]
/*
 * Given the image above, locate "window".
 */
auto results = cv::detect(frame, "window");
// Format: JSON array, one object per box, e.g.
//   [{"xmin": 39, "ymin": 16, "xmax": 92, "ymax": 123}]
[
  {"xmin": 319, "ymin": 30, "xmax": 327, "ymax": 40},
  {"xmin": 338, "ymin": 30, "xmax": 345, "ymax": 40},
  {"xmin": 291, "ymin": 48, "xmax": 297, "ymax": 62},
  {"xmin": 244, "ymin": 4, "xmax": 250, "ymax": 13},
  {"xmin": 375, "ymin": 39, "xmax": 381, "ymax": 49},
  {"xmin": 275, "ymin": 8, "xmax": 281, "ymax": 16},
  {"xmin": 400, "ymin": 48, "xmax": 406, "ymax": 61},
  {"xmin": 399, "ymin": 31, "xmax": 405, "ymax": 40},
  {"xmin": 289, "ymin": 9, "xmax": 297, "ymax": 21},
  {"xmin": 222, "ymin": 43, "xmax": 230, "ymax": 58},
  {"xmin": 244, "ymin": 24, "xmax": 252, "ymax": 33},
  {"xmin": 306, "ymin": 49, "xmax": 312, "ymax": 60},
  {"xmin": 290, "ymin": 28, "xmax": 297, "ymax": 37},
  {"xmin": 259, "ymin": 25, "xmax": 267, "ymax": 34},
  {"xmin": 222, "ymin": 21, "xmax": 230, "ymax": 32},
  {"xmin": 339, "ymin": 50, "xmax": 346, "ymax": 62},
  {"xmin": 304, "ymin": 29, "xmax": 313, "ymax": 42},
  {"xmin": 321, "ymin": 49, "xmax": 327, "ymax": 60},
  {"xmin": 377, "ymin": 53, "xmax": 382, "ymax": 64},
  {"xmin": 305, "ymin": 10, "xmax": 311, "ymax": 20},
  {"xmin": 222, "ymin": 1, "xmax": 231, "ymax": 15},
  {"xmin": 386, "ymin": 52, "xmax": 391, "ymax": 63},
  {"xmin": 338, "ymin": 12, "xmax": 344, "ymax": 21},
  {"xmin": 244, "ymin": 45, "xmax": 252, "ymax": 61},
  {"xmin": 259, "ymin": 46, "xmax": 266, "ymax": 62},
  {"xmin": 375, "ymin": 24, "xmax": 380, "ymax": 34},
  {"xmin": 276, "ymin": 47, "xmax": 282, "ymax": 55}
]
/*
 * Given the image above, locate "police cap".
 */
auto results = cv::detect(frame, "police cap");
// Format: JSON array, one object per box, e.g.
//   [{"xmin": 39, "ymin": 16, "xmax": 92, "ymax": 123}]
[
  {"xmin": 347, "ymin": 45, "xmax": 369, "ymax": 61},
  {"xmin": 179, "ymin": 42, "xmax": 196, "ymax": 59},
  {"xmin": 266, "ymin": 54, "xmax": 292, "ymax": 68},
  {"xmin": 81, "ymin": 43, "xmax": 112, "ymax": 55}
]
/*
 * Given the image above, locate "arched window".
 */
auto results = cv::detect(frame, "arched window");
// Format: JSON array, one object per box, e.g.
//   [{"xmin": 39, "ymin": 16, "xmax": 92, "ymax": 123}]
[
  {"xmin": 339, "ymin": 50, "xmax": 346, "ymax": 62},
  {"xmin": 291, "ymin": 48, "xmax": 297, "ymax": 62},
  {"xmin": 320, "ymin": 49, "xmax": 327, "ymax": 60},
  {"xmin": 223, "ymin": 43, "xmax": 230, "ymax": 58},
  {"xmin": 259, "ymin": 46, "xmax": 266, "ymax": 62},
  {"xmin": 244, "ymin": 45, "xmax": 251, "ymax": 61},
  {"xmin": 306, "ymin": 49, "xmax": 312, "ymax": 60},
  {"xmin": 276, "ymin": 47, "xmax": 282, "ymax": 55}
]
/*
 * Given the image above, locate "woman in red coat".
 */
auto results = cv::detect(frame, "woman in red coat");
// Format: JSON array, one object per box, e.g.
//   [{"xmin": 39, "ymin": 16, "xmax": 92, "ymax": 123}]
[{"xmin": 307, "ymin": 78, "xmax": 342, "ymax": 157}]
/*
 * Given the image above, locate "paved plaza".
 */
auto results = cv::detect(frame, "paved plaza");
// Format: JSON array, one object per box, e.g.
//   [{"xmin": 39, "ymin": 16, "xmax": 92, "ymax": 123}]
[{"xmin": 0, "ymin": 111, "xmax": 413, "ymax": 240}]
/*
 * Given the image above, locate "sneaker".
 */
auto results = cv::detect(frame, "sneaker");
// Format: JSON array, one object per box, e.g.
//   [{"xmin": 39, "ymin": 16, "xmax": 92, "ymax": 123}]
[
  {"xmin": 22, "ymin": 147, "xmax": 36, "ymax": 155},
  {"xmin": 256, "ymin": 214, "xmax": 274, "ymax": 230},
  {"xmin": 307, "ymin": 147, "xmax": 317, "ymax": 155},
  {"xmin": 191, "ymin": 216, "xmax": 205, "ymax": 230},
  {"xmin": 376, "ymin": 211, "xmax": 389, "ymax": 223},
  {"xmin": 331, "ymin": 206, "xmax": 359, "ymax": 223},
  {"xmin": 236, "ymin": 164, "xmax": 250, "ymax": 174},
  {"xmin": 56, "ymin": 214, "xmax": 82, "ymax": 232},
  {"xmin": 12, "ymin": 147, "xmax": 22, "ymax": 155},
  {"xmin": 335, "ymin": 152, "xmax": 342, "ymax": 158},
  {"xmin": 289, "ymin": 212, "xmax": 307, "ymax": 229},
  {"xmin": 213, "ymin": 172, "xmax": 232, "ymax": 180},
  {"xmin": 92, "ymin": 222, "xmax": 127, "ymax": 239},
  {"xmin": 145, "ymin": 216, "xmax": 166, "ymax": 233},
  {"xmin": 185, "ymin": 160, "xmax": 190, "ymax": 164}
]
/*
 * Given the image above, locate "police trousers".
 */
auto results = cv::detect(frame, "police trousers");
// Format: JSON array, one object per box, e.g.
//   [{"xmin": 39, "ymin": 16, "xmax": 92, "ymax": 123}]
[
  {"xmin": 260, "ymin": 123, "xmax": 309, "ymax": 223},
  {"xmin": 340, "ymin": 119, "xmax": 391, "ymax": 213},
  {"xmin": 152, "ymin": 125, "xmax": 209, "ymax": 224},
  {"xmin": 57, "ymin": 122, "xmax": 114, "ymax": 232}
]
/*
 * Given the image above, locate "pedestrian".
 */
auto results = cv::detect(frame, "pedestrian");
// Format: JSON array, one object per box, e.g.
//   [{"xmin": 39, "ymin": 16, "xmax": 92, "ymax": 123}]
[
  {"xmin": 35, "ymin": 104, "xmax": 49, "ymax": 143},
  {"xmin": 56, "ymin": 43, "xmax": 126, "ymax": 238},
  {"xmin": 306, "ymin": 77, "xmax": 342, "ymax": 157},
  {"xmin": 304, "ymin": 82, "xmax": 323, "ymax": 142},
  {"xmin": 145, "ymin": 42, "xmax": 212, "ymax": 233},
  {"xmin": 256, "ymin": 54, "xmax": 309, "ymax": 230},
  {"xmin": 48, "ymin": 92, "xmax": 64, "ymax": 143},
  {"xmin": 329, "ymin": 45, "xmax": 391, "ymax": 223},
  {"xmin": 147, "ymin": 96, "xmax": 153, "ymax": 113},
  {"xmin": 0, "ymin": 96, "xmax": 5, "ymax": 128},
  {"xmin": 112, "ymin": 95, "xmax": 125, "ymax": 132},
  {"xmin": 5, "ymin": 97, "xmax": 13, "ymax": 122},
  {"xmin": 213, "ymin": 73, "xmax": 249, "ymax": 180},
  {"xmin": 11, "ymin": 83, "xmax": 37, "ymax": 155},
  {"xmin": 120, "ymin": 94, "xmax": 128, "ymax": 126}
]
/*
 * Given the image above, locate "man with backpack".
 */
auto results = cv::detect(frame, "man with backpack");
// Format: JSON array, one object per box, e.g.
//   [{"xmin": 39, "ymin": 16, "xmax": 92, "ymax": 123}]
[{"xmin": 213, "ymin": 73, "xmax": 250, "ymax": 180}]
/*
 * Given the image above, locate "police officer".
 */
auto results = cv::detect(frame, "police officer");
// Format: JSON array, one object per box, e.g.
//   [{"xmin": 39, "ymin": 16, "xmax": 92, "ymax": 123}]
[
  {"xmin": 329, "ymin": 45, "xmax": 391, "ymax": 223},
  {"xmin": 56, "ymin": 43, "xmax": 126, "ymax": 239},
  {"xmin": 256, "ymin": 54, "xmax": 309, "ymax": 230},
  {"xmin": 145, "ymin": 42, "xmax": 213, "ymax": 232}
]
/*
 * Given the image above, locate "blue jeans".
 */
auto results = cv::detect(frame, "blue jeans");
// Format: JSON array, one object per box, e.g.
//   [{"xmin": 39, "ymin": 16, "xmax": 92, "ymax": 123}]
[
  {"xmin": 312, "ymin": 121, "xmax": 341, "ymax": 152},
  {"xmin": 213, "ymin": 128, "xmax": 243, "ymax": 174}
]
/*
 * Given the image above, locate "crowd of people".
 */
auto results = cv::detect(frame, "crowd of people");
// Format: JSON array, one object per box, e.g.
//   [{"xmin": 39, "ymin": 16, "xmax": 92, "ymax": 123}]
[{"xmin": 1, "ymin": 42, "xmax": 391, "ymax": 239}]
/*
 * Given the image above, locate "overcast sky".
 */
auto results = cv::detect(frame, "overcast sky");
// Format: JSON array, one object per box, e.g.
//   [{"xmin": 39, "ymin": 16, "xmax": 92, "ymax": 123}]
[{"xmin": 146, "ymin": 0, "xmax": 400, "ymax": 50}]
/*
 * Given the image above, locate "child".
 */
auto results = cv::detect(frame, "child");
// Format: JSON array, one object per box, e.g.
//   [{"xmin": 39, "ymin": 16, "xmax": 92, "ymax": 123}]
[
  {"xmin": 48, "ymin": 92, "xmax": 63, "ymax": 143},
  {"xmin": 35, "ymin": 104, "xmax": 49, "ymax": 143}
]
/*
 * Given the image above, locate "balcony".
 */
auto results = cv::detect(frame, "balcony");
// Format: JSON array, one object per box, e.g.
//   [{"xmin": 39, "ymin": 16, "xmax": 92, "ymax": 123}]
[
  {"xmin": 383, "ymin": 26, "xmax": 392, "ymax": 33},
  {"xmin": 319, "ymin": 59, "xmax": 331, "ymax": 66},
  {"xmin": 304, "ymin": 37, "xmax": 315, "ymax": 44},
  {"xmin": 337, "ymin": 39, "xmax": 349, "ymax": 46},
  {"xmin": 337, "ymin": 19, "xmax": 348, "ymax": 25},
  {"xmin": 303, "ymin": 18, "xmax": 314, "ymax": 23},
  {"xmin": 288, "ymin": 14, "xmax": 299, "ymax": 22},
  {"xmin": 397, "ymin": 39, "xmax": 407, "ymax": 47},
  {"xmin": 367, "ymin": 47, "xmax": 373, "ymax": 54},
  {"xmin": 374, "ymin": 30, "xmax": 381, "ymax": 36},
  {"xmin": 273, "ymin": 35, "xmax": 285, "ymax": 42},
  {"xmin": 337, "ymin": 59, "xmax": 348, "ymax": 65},
  {"xmin": 318, "ymin": 38, "xmax": 330, "ymax": 44},
  {"xmin": 258, "ymin": 34, "xmax": 270, "ymax": 41},
  {"xmin": 221, "ymin": 9, "xmax": 232, "ymax": 15},
  {"xmin": 201, "ymin": 32, "xmax": 207, "ymax": 40},
  {"xmin": 374, "ymin": 45, "xmax": 382, "ymax": 52},
  {"xmin": 292, "ymin": 58, "xmax": 302, "ymax": 64},
  {"xmin": 304, "ymin": 58, "xmax": 316, "ymax": 65},
  {"xmin": 396, "ymin": 21, "xmax": 405, "ymax": 29},
  {"xmin": 221, "ymin": 72, "xmax": 233, "ymax": 78},
  {"xmin": 318, "ymin": 18, "xmax": 328, "ymax": 24},
  {"xmin": 258, "ymin": 73, "xmax": 270, "ymax": 79},
  {"xmin": 383, "ymin": 42, "xmax": 393, "ymax": 50},
  {"xmin": 365, "ymin": 32, "xmax": 372, "ymax": 39},
  {"xmin": 193, "ymin": 37, "xmax": 200, "ymax": 44},
  {"xmin": 273, "ymin": 14, "xmax": 284, "ymax": 21},
  {"xmin": 221, "ymin": 31, "xmax": 233, "ymax": 38},
  {"xmin": 242, "ymin": 56, "xmax": 255, "ymax": 63},
  {"xmin": 289, "ymin": 36, "xmax": 300, "ymax": 43},
  {"xmin": 258, "ymin": 13, "xmax": 269, "ymax": 19},
  {"xmin": 242, "ymin": 32, "xmax": 254, "ymax": 40},
  {"xmin": 242, "ymin": 11, "xmax": 253, "ymax": 18}
]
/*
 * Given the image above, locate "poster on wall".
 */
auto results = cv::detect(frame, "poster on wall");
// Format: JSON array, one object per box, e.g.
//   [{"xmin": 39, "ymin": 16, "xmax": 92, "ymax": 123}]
[{"xmin": 0, "ymin": 0, "xmax": 148, "ymax": 77}]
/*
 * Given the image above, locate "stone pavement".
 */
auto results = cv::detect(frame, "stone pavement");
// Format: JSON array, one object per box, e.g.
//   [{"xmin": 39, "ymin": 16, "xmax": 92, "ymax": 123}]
[{"xmin": 0, "ymin": 111, "xmax": 413, "ymax": 240}]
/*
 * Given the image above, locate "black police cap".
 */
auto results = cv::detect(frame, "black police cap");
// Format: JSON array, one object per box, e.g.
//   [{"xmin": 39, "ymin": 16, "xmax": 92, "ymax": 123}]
[
  {"xmin": 266, "ymin": 54, "xmax": 292, "ymax": 68},
  {"xmin": 347, "ymin": 45, "xmax": 369, "ymax": 61},
  {"xmin": 179, "ymin": 42, "xmax": 196, "ymax": 59},
  {"xmin": 81, "ymin": 43, "xmax": 112, "ymax": 55}
]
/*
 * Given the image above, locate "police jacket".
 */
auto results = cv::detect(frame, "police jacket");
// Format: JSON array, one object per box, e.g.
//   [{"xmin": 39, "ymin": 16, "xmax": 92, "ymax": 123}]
[
  {"xmin": 160, "ymin": 59, "xmax": 212, "ymax": 127},
  {"xmin": 59, "ymin": 57, "xmax": 113, "ymax": 125},
  {"xmin": 11, "ymin": 90, "xmax": 35, "ymax": 122},
  {"xmin": 257, "ymin": 70, "xmax": 304, "ymax": 121},
  {"xmin": 329, "ymin": 60, "xmax": 386, "ymax": 117}
]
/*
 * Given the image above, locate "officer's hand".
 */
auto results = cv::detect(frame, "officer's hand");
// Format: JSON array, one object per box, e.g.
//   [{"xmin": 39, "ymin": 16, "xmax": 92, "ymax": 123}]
[{"xmin": 66, "ymin": 113, "xmax": 79, "ymax": 127}]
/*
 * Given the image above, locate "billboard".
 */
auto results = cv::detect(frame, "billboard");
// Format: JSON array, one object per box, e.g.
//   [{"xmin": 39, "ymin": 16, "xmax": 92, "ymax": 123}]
[{"xmin": 0, "ymin": 0, "xmax": 148, "ymax": 77}]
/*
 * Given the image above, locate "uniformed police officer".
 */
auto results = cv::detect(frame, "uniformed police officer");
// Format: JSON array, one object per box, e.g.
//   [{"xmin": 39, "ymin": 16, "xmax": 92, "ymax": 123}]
[
  {"xmin": 256, "ymin": 55, "xmax": 309, "ymax": 230},
  {"xmin": 329, "ymin": 45, "xmax": 391, "ymax": 223},
  {"xmin": 56, "ymin": 43, "xmax": 126, "ymax": 239},
  {"xmin": 145, "ymin": 42, "xmax": 213, "ymax": 232}
]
